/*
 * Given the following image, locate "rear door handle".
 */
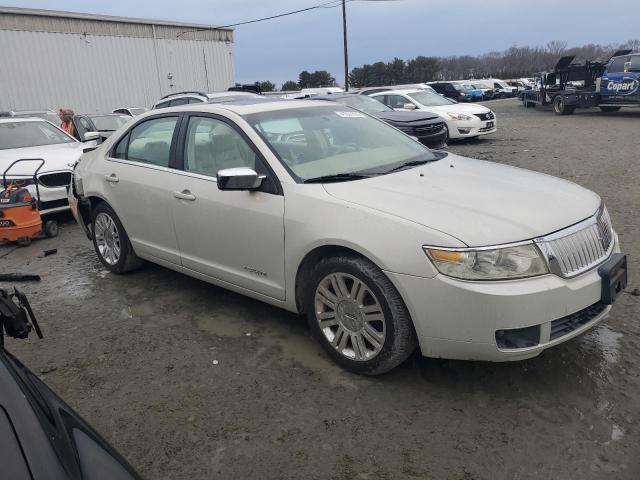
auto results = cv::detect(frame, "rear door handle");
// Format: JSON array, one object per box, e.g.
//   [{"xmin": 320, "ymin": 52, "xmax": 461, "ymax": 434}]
[
  {"xmin": 173, "ymin": 190, "xmax": 196, "ymax": 201},
  {"xmin": 105, "ymin": 174, "xmax": 119, "ymax": 183}
]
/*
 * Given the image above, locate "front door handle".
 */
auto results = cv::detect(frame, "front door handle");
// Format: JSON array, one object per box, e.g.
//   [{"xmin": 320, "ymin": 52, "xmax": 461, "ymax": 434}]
[
  {"xmin": 173, "ymin": 190, "xmax": 196, "ymax": 201},
  {"xmin": 105, "ymin": 174, "xmax": 119, "ymax": 183}
]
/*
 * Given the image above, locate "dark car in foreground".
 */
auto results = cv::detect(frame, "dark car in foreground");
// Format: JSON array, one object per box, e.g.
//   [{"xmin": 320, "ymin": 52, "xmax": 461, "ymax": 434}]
[
  {"xmin": 0, "ymin": 288, "xmax": 141, "ymax": 480},
  {"xmin": 313, "ymin": 93, "xmax": 447, "ymax": 148}
]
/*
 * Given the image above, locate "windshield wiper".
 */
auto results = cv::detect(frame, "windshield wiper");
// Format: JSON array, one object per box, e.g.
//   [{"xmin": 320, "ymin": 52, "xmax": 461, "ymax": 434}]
[
  {"xmin": 303, "ymin": 173, "xmax": 372, "ymax": 184},
  {"xmin": 383, "ymin": 158, "xmax": 434, "ymax": 174}
]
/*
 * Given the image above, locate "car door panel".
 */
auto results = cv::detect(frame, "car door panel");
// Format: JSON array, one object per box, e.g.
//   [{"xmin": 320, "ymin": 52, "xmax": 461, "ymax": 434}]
[
  {"xmin": 172, "ymin": 115, "xmax": 286, "ymax": 300},
  {"xmin": 104, "ymin": 115, "xmax": 182, "ymax": 265}
]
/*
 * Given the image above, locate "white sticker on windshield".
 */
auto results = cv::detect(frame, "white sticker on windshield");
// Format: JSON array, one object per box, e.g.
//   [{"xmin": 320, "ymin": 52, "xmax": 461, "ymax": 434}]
[{"xmin": 336, "ymin": 111, "xmax": 366, "ymax": 118}]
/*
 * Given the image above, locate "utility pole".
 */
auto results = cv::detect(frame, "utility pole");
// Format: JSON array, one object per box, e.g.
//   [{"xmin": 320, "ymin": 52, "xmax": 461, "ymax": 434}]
[{"xmin": 342, "ymin": 0, "xmax": 349, "ymax": 91}]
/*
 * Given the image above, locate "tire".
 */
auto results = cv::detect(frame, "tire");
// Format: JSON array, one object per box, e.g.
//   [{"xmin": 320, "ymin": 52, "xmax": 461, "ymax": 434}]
[
  {"xmin": 91, "ymin": 202, "xmax": 143, "ymax": 273},
  {"xmin": 553, "ymin": 96, "xmax": 574, "ymax": 115},
  {"xmin": 43, "ymin": 220, "xmax": 58, "ymax": 238},
  {"xmin": 600, "ymin": 106, "xmax": 621, "ymax": 112},
  {"xmin": 304, "ymin": 255, "xmax": 417, "ymax": 375}
]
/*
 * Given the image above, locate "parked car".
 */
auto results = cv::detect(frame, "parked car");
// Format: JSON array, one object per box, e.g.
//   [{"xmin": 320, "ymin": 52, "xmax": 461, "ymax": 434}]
[
  {"xmin": 357, "ymin": 84, "xmax": 436, "ymax": 96},
  {"xmin": 0, "ymin": 288, "xmax": 141, "ymax": 480},
  {"xmin": 484, "ymin": 79, "xmax": 519, "ymax": 98},
  {"xmin": 73, "ymin": 113, "xmax": 131, "ymax": 142},
  {"xmin": 453, "ymin": 82, "xmax": 485, "ymax": 101},
  {"xmin": 313, "ymin": 93, "xmax": 447, "ymax": 148},
  {"xmin": 462, "ymin": 81, "xmax": 495, "ymax": 100},
  {"xmin": 0, "ymin": 117, "xmax": 93, "ymax": 214},
  {"xmin": 113, "ymin": 107, "xmax": 149, "ymax": 116},
  {"xmin": 370, "ymin": 89, "xmax": 497, "ymax": 140},
  {"xmin": 428, "ymin": 82, "xmax": 474, "ymax": 102},
  {"xmin": 69, "ymin": 100, "xmax": 625, "ymax": 375},
  {"xmin": 152, "ymin": 91, "xmax": 261, "ymax": 109}
]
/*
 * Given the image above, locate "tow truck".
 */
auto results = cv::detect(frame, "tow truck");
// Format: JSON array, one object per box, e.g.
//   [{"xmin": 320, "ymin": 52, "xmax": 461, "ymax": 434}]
[{"xmin": 522, "ymin": 49, "xmax": 640, "ymax": 115}]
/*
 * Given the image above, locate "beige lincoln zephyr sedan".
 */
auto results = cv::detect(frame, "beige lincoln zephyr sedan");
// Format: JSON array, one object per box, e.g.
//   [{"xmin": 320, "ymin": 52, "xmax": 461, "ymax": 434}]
[{"xmin": 68, "ymin": 99, "xmax": 627, "ymax": 375}]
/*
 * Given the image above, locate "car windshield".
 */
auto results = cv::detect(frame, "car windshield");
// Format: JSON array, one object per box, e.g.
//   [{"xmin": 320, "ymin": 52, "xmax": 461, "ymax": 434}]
[
  {"xmin": 245, "ymin": 105, "xmax": 436, "ymax": 182},
  {"xmin": 0, "ymin": 121, "xmax": 74, "ymax": 149},
  {"xmin": 90, "ymin": 115, "xmax": 128, "ymax": 131},
  {"xmin": 330, "ymin": 95, "xmax": 392, "ymax": 114},
  {"xmin": 407, "ymin": 91, "xmax": 456, "ymax": 106}
]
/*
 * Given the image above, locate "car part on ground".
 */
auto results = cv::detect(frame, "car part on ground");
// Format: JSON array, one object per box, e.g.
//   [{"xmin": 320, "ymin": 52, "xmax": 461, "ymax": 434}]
[{"xmin": 68, "ymin": 99, "xmax": 625, "ymax": 374}]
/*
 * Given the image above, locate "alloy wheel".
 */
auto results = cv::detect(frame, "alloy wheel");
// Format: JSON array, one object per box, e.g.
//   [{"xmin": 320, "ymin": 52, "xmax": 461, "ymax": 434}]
[
  {"xmin": 314, "ymin": 273, "xmax": 386, "ymax": 361},
  {"xmin": 94, "ymin": 212, "xmax": 121, "ymax": 265}
]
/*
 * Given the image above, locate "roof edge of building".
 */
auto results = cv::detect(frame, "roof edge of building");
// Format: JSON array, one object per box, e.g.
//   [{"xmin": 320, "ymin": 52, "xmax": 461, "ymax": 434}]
[{"xmin": 0, "ymin": 6, "xmax": 234, "ymax": 31}]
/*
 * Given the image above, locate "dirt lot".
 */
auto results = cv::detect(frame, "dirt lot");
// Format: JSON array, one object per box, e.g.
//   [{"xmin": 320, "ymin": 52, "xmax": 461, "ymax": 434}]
[{"xmin": 1, "ymin": 98, "xmax": 639, "ymax": 480}]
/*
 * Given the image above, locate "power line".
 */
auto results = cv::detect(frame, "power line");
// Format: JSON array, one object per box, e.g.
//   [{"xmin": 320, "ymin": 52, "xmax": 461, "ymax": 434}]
[{"xmin": 176, "ymin": 0, "xmax": 349, "ymax": 38}]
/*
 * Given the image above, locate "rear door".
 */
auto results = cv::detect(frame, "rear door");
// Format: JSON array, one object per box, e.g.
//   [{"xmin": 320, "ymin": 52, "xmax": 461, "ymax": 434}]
[
  {"xmin": 170, "ymin": 114, "xmax": 286, "ymax": 300},
  {"xmin": 103, "ymin": 114, "xmax": 182, "ymax": 265}
]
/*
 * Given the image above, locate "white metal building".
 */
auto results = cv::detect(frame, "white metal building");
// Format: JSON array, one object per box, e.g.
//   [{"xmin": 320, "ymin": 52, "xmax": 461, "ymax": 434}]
[{"xmin": 0, "ymin": 7, "xmax": 235, "ymax": 112}]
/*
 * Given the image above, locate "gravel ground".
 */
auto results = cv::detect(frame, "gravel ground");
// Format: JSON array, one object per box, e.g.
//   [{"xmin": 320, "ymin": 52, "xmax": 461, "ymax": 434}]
[{"xmin": 1, "ymin": 98, "xmax": 639, "ymax": 480}]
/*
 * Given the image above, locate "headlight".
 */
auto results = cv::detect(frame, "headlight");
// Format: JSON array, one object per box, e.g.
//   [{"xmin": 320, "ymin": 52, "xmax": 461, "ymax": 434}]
[
  {"xmin": 424, "ymin": 243, "xmax": 548, "ymax": 280},
  {"xmin": 447, "ymin": 112, "xmax": 473, "ymax": 120}
]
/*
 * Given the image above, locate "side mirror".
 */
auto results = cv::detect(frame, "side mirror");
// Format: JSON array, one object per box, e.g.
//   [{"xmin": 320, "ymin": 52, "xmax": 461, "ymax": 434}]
[
  {"xmin": 83, "ymin": 131, "xmax": 101, "ymax": 142},
  {"xmin": 217, "ymin": 167, "xmax": 265, "ymax": 191},
  {"xmin": 403, "ymin": 103, "xmax": 417, "ymax": 110}
]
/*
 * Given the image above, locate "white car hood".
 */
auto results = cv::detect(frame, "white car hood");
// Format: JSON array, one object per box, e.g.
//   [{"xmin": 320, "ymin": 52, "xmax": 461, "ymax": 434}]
[
  {"xmin": 0, "ymin": 142, "xmax": 84, "ymax": 176},
  {"xmin": 323, "ymin": 154, "xmax": 601, "ymax": 246},
  {"xmin": 419, "ymin": 103, "xmax": 490, "ymax": 115}
]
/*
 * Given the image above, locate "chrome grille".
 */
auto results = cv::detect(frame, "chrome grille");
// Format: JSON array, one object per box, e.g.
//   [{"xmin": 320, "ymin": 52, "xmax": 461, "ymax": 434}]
[{"xmin": 535, "ymin": 205, "xmax": 614, "ymax": 278}]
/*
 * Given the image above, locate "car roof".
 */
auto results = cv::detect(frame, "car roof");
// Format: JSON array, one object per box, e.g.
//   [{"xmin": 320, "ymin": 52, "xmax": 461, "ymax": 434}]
[
  {"xmin": 0, "ymin": 116, "xmax": 47, "ymax": 123},
  {"xmin": 370, "ymin": 89, "xmax": 421, "ymax": 95},
  {"xmin": 146, "ymin": 99, "xmax": 330, "ymax": 116}
]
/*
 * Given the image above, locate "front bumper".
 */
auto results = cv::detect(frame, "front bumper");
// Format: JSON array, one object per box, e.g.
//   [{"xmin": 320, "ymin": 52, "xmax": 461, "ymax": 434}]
[
  {"xmin": 385, "ymin": 239, "xmax": 622, "ymax": 362},
  {"xmin": 446, "ymin": 117, "xmax": 497, "ymax": 139},
  {"xmin": 416, "ymin": 128, "xmax": 448, "ymax": 148}
]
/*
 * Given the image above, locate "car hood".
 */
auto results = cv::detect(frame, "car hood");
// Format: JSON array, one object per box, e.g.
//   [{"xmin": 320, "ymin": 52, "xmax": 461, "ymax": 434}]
[
  {"xmin": 418, "ymin": 103, "xmax": 490, "ymax": 115},
  {"xmin": 323, "ymin": 154, "xmax": 601, "ymax": 246},
  {"xmin": 373, "ymin": 110, "xmax": 440, "ymax": 124},
  {"xmin": 0, "ymin": 142, "xmax": 84, "ymax": 175}
]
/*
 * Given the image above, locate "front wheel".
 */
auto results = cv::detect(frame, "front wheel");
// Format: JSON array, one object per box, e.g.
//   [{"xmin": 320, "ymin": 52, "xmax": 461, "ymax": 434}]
[
  {"xmin": 305, "ymin": 255, "xmax": 417, "ymax": 375},
  {"xmin": 91, "ymin": 203, "xmax": 143, "ymax": 273},
  {"xmin": 553, "ymin": 96, "xmax": 574, "ymax": 115}
]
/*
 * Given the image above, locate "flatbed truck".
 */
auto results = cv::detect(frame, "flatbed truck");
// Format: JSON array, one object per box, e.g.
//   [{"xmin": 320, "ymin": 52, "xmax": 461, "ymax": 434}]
[{"xmin": 522, "ymin": 49, "xmax": 640, "ymax": 115}]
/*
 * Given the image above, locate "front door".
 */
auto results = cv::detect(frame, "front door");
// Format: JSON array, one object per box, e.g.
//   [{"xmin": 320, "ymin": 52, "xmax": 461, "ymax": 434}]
[
  {"xmin": 104, "ymin": 115, "xmax": 182, "ymax": 265},
  {"xmin": 171, "ymin": 115, "xmax": 286, "ymax": 300}
]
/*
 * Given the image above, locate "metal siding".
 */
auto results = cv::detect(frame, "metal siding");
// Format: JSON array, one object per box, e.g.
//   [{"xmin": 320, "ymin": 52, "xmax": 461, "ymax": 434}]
[{"xmin": 0, "ymin": 29, "xmax": 234, "ymax": 112}]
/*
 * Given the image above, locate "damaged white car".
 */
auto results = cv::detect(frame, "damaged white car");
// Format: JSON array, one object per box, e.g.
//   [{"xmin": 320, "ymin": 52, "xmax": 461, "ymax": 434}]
[
  {"xmin": 0, "ymin": 117, "xmax": 97, "ymax": 214},
  {"xmin": 68, "ymin": 100, "xmax": 627, "ymax": 375}
]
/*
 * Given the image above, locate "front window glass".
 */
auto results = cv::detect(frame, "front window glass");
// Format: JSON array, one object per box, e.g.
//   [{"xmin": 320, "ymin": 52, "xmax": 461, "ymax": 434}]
[
  {"xmin": 89, "ymin": 115, "xmax": 128, "ymax": 132},
  {"xmin": 184, "ymin": 117, "xmax": 258, "ymax": 177},
  {"xmin": 126, "ymin": 117, "xmax": 178, "ymax": 167},
  {"xmin": 333, "ymin": 95, "xmax": 392, "ymax": 114},
  {"xmin": 628, "ymin": 55, "xmax": 640, "ymax": 72},
  {"xmin": 0, "ymin": 121, "xmax": 75, "ymax": 150},
  {"xmin": 608, "ymin": 57, "xmax": 626, "ymax": 73},
  {"xmin": 245, "ymin": 106, "xmax": 436, "ymax": 182},
  {"xmin": 407, "ymin": 91, "xmax": 456, "ymax": 106}
]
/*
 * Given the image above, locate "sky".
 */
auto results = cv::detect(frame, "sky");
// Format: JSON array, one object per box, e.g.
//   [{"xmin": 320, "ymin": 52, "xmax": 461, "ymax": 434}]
[{"xmin": 2, "ymin": 0, "xmax": 638, "ymax": 86}]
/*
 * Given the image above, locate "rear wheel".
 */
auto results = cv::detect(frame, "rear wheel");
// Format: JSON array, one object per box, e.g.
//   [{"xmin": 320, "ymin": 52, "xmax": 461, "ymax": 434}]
[
  {"xmin": 305, "ymin": 255, "xmax": 417, "ymax": 375},
  {"xmin": 91, "ymin": 203, "xmax": 143, "ymax": 273},
  {"xmin": 600, "ymin": 106, "xmax": 621, "ymax": 112}
]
